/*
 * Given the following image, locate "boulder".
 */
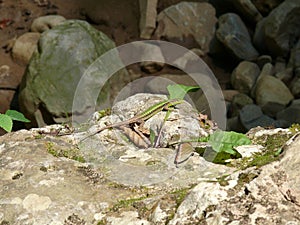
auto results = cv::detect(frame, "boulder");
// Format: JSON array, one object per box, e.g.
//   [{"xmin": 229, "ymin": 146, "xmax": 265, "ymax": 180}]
[
  {"xmin": 216, "ymin": 13, "xmax": 259, "ymax": 61},
  {"xmin": 288, "ymin": 39, "xmax": 300, "ymax": 76},
  {"xmin": 255, "ymin": 75, "xmax": 294, "ymax": 107},
  {"xmin": 290, "ymin": 76, "xmax": 300, "ymax": 98},
  {"xmin": 139, "ymin": 0, "xmax": 158, "ymax": 39},
  {"xmin": 170, "ymin": 130, "xmax": 300, "ymax": 224},
  {"xmin": 154, "ymin": 2, "xmax": 217, "ymax": 52},
  {"xmin": 231, "ymin": 61, "xmax": 260, "ymax": 94},
  {"xmin": 251, "ymin": 0, "xmax": 284, "ymax": 15},
  {"xmin": 12, "ymin": 32, "xmax": 40, "ymax": 65},
  {"xmin": 239, "ymin": 104, "xmax": 276, "ymax": 130},
  {"xmin": 30, "ymin": 15, "xmax": 66, "ymax": 33},
  {"xmin": 231, "ymin": 0, "xmax": 263, "ymax": 23},
  {"xmin": 277, "ymin": 99, "xmax": 300, "ymax": 124},
  {"xmin": 256, "ymin": 55, "xmax": 272, "ymax": 69},
  {"xmin": 138, "ymin": 42, "xmax": 165, "ymax": 73},
  {"xmin": 253, "ymin": 0, "xmax": 300, "ymax": 57},
  {"xmin": 230, "ymin": 93, "xmax": 254, "ymax": 117},
  {"xmin": 1, "ymin": 97, "xmax": 299, "ymax": 223},
  {"xmin": 19, "ymin": 20, "xmax": 127, "ymax": 127}
]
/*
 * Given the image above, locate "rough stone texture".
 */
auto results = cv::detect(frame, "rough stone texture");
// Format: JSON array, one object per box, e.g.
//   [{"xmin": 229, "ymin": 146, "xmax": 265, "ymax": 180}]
[
  {"xmin": 231, "ymin": 61, "xmax": 260, "ymax": 94},
  {"xmin": 216, "ymin": 13, "xmax": 259, "ymax": 61},
  {"xmin": 12, "ymin": 32, "xmax": 40, "ymax": 65},
  {"xmin": 1, "ymin": 93, "xmax": 300, "ymax": 224},
  {"xmin": 19, "ymin": 20, "xmax": 127, "ymax": 127},
  {"xmin": 169, "ymin": 130, "xmax": 300, "ymax": 224},
  {"xmin": 254, "ymin": 75, "xmax": 294, "ymax": 107},
  {"xmin": 253, "ymin": 0, "xmax": 300, "ymax": 57},
  {"xmin": 0, "ymin": 94, "xmax": 233, "ymax": 224},
  {"xmin": 30, "ymin": 15, "xmax": 66, "ymax": 33},
  {"xmin": 154, "ymin": 2, "xmax": 217, "ymax": 52},
  {"xmin": 139, "ymin": 0, "xmax": 158, "ymax": 39}
]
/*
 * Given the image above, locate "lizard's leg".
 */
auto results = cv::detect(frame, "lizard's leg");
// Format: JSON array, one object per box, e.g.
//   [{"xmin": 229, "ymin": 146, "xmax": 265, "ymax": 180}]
[
  {"xmin": 174, "ymin": 143, "xmax": 195, "ymax": 167},
  {"xmin": 120, "ymin": 125, "xmax": 150, "ymax": 148},
  {"xmin": 133, "ymin": 124, "xmax": 151, "ymax": 148}
]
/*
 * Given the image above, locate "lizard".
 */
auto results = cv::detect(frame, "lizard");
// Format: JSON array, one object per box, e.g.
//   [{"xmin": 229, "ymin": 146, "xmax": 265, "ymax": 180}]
[{"xmin": 80, "ymin": 98, "xmax": 183, "ymax": 142}]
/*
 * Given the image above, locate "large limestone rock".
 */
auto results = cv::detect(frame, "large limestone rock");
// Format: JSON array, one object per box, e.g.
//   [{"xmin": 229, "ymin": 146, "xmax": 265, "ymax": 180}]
[
  {"xmin": 0, "ymin": 113, "xmax": 299, "ymax": 224},
  {"xmin": 216, "ymin": 13, "xmax": 259, "ymax": 61},
  {"xmin": 154, "ymin": 2, "xmax": 217, "ymax": 52},
  {"xmin": 254, "ymin": 0, "xmax": 300, "ymax": 57},
  {"xmin": 19, "ymin": 20, "xmax": 127, "ymax": 127},
  {"xmin": 169, "ymin": 130, "xmax": 300, "ymax": 224}
]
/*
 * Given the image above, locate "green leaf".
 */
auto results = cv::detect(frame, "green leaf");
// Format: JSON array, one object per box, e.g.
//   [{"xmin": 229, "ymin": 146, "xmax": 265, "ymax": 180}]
[
  {"xmin": 5, "ymin": 110, "xmax": 30, "ymax": 123},
  {"xmin": 0, "ymin": 114, "xmax": 13, "ymax": 132},
  {"xmin": 208, "ymin": 131, "xmax": 251, "ymax": 155},
  {"xmin": 167, "ymin": 84, "xmax": 200, "ymax": 100}
]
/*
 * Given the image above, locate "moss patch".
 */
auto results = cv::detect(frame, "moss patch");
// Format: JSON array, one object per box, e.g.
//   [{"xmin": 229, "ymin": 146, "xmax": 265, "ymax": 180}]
[{"xmin": 46, "ymin": 142, "xmax": 85, "ymax": 163}]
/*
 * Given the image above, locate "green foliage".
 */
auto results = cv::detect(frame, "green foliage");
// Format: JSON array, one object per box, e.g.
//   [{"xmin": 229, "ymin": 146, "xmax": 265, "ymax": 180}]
[
  {"xmin": 0, "ymin": 110, "xmax": 30, "ymax": 132},
  {"xmin": 194, "ymin": 131, "xmax": 251, "ymax": 164},
  {"xmin": 208, "ymin": 131, "xmax": 251, "ymax": 155},
  {"xmin": 167, "ymin": 84, "xmax": 200, "ymax": 100},
  {"xmin": 0, "ymin": 114, "xmax": 13, "ymax": 132}
]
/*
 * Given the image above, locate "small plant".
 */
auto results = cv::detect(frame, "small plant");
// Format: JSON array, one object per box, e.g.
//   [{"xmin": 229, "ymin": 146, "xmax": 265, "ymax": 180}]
[{"xmin": 0, "ymin": 110, "xmax": 30, "ymax": 132}]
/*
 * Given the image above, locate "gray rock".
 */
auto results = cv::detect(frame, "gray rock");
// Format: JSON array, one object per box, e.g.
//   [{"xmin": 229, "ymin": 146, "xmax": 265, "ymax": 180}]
[
  {"xmin": 155, "ymin": 2, "xmax": 217, "ymax": 53},
  {"xmin": 230, "ymin": 93, "xmax": 254, "ymax": 117},
  {"xmin": 277, "ymin": 99, "xmax": 300, "ymax": 124},
  {"xmin": 253, "ymin": 0, "xmax": 300, "ymax": 57},
  {"xmin": 138, "ymin": 42, "xmax": 165, "ymax": 73},
  {"xmin": 256, "ymin": 55, "xmax": 272, "ymax": 69},
  {"xmin": 12, "ymin": 32, "xmax": 40, "ymax": 65},
  {"xmin": 226, "ymin": 116, "xmax": 246, "ymax": 133},
  {"xmin": 170, "ymin": 129, "xmax": 300, "ymax": 224},
  {"xmin": 19, "ymin": 20, "xmax": 127, "ymax": 127},
  {"xmin": 0, "ymin": 94, "xmax": 234, "ymax": 224},
  {"xmin": 231, "ymin": 61, "xmax": 260, "ymax": 94},
  {"xmin": 261, "ymin": 102, "xmax": 286, "ymax": 118},
  {"xmin": 139, "ymin": 0, "xmax": 158, "ymax": 39},
  {"xmin": 255, "ymin": 75, "xmax": 294, "ymax": 107},
  {"xmin": 231, "ymin": 0, "xmax": 263, "ymax": 23},
  {"xmin": 275, "ymin": 67, "xmax": 293, "ymax": 83},
  {"xmin": 239, "ymin": 104, "xmax": 276, "ymax": 130},
  {"xmin": 30, "ymin": 15, "xmax": 66, "ymax": 32},
  {"xmin": 222, "ymin": 90, "xmax": 240, "ymax": 102},
  {"xmin": 274, "ymin": 57, "xmax": 286, "ymax": 74},
  {"xmin": 216, "ymin": 13, "xmax": 259, "ymax": 61},
  {"xmin": 252, "ymin": 0, "xmax": 284, "ymax": 15},
  {"xmin": 288, "ymin": 39, "xmax": 300, "ymax": 74},
  {"xmin": 290, "ymin": 76, "xmax": 300, "ymax": 98},
  {"xmin": 1, "ymin": 104, "xmax": 300, "ymax": 224}
]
